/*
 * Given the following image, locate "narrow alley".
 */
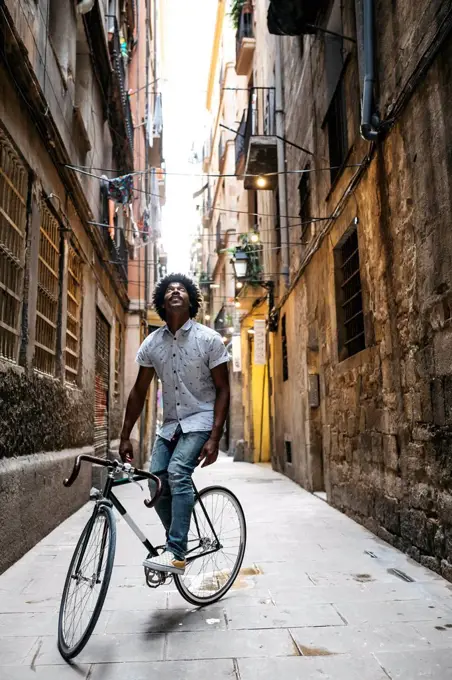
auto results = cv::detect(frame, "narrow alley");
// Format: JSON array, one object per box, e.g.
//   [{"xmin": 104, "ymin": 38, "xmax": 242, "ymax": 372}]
[{"xmin": 1, "ymin": 456, "xmax": 452, "ymax": 679}]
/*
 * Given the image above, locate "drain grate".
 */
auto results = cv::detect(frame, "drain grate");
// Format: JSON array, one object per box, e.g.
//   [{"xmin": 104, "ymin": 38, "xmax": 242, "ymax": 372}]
[
  {"xmin": 365, "ymin": 550, "xmax": 378, "ymax": 559},
  {"xmin": 387, "ymin": 568, "xmax": 415, "ymax": 582}
]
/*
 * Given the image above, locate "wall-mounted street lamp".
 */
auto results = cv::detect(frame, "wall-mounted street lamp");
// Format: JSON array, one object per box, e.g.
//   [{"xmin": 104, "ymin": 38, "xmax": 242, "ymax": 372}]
[
  {"xmin": 231, "ymin": 249, "xmax": 249, "ymax": 280},
  {"xmin": 231, "ymin": 249, "xmax": 278, "ymax": 332}
]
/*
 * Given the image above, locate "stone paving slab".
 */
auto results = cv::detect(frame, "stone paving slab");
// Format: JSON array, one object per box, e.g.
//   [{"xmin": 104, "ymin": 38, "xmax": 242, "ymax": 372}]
[
  {"xmin": 165, "ymin": 628, "xmax": 297, "ymax": 660},
  {"xmin": 2, "ymin": 456, "xmax": 452, "ymax": 678},
  {"xmin": 223, "ymin": 602, "xmax": 345, "ymax": 629},
  {"xmin": 105, "ymin": 607, "xmax": 227, "ymax": 634},
  {"xmin": 29, "ymin": 632, "xmax": 166, "ymax": 665},
  {"xmin": 237, "ymin": 654, "xmax": 390, "ymax": 680},
  {"xmin": 375, "ymin": 648, "xmax": 452, "ymax": 679},
  {"xmin": 89, "ymin": 659, "xmax": 236, "ymax": 680},
  {"xmin": 290, "ymin": 621, "xmax": 432, "ymax": 655},
  {"xmin": 0, "ymin": 665, "xmax": 90, "ymax": 680}
]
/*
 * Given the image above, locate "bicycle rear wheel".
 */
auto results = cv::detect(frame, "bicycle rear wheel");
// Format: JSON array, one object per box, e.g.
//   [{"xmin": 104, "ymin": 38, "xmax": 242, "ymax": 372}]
[
  {"xmin": 174, "ymin": 486, "xmax": 246, "ymax": 606},
  {"xmin": 58, "ymin": 504, "xmax": 116, "ymax": 660}
]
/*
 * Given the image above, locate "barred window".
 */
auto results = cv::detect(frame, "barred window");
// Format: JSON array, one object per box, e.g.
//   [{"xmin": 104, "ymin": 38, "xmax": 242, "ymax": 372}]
[
  {"xmin": 282, "ymin": 314, "xmax": 288, "ymax": 382},
  {"xmin": 66, "ymin": 245, "xmax": 82, "ymax": 384},
  {"xmin": 335, "ymin": 225, "xmax": 365, "ymax": 359},
  {"xmin": 114, "ymin": 319, "xmax": 122, "ymax": 398},
  {"xmin": 0, "ymin": 131, "xmax": 28, "ymax": 363},
  {"xmin": 36, "ymin": 202, "xmax": 61, "ymax": 375}
]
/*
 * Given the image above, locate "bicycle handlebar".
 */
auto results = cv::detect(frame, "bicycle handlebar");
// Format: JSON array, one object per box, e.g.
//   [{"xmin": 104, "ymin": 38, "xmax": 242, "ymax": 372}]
[{"xmin": 63, "ymin": 454, "xmax": 162, "ymax": 509}]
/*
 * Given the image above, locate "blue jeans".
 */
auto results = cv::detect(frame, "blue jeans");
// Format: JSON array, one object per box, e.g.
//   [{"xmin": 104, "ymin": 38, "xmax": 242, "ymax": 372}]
[{"xmin": 149, "ymin": 430, "xmax": 211, "ymax": 560}]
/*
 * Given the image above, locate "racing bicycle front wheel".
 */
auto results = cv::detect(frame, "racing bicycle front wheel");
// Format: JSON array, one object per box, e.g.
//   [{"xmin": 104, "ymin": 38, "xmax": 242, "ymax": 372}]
[{"xmin": 58, "ymin": 504, "xmax": 116, "ymax": 660}]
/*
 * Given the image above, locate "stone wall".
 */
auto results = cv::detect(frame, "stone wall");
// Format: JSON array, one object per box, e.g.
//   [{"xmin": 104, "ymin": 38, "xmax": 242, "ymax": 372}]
[
  {"xmin": 269, "ymin": 0, "xmax": 452, "ymax": 578},
  {"xmin": 0, "ymin": 448, "xmax": 93, "ymax": 574}
]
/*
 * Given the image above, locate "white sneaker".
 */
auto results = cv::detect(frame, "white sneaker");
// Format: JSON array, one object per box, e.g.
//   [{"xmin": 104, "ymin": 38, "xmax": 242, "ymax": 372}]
[{"xmin": 143, "ymin": 551, "xmax": 186, "ymax": 574}]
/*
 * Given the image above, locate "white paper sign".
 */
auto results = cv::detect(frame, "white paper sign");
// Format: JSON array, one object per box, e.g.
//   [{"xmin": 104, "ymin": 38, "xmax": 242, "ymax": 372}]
[
  {"xmin": 232, "ymin": 335, "xmax": 242, "ymax": 372},
  {"xmin": 254, "ymin": 319, "xmax": 266, "ymax": 365}
]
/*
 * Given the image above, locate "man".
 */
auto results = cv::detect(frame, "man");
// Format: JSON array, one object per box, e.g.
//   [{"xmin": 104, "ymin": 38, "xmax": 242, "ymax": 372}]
[{"xmin": 119, "ymin": 274, "xmax": 230, "ymax": 574}]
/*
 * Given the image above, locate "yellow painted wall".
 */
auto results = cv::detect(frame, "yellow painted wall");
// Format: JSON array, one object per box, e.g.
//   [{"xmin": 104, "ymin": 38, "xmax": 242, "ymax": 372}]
[{"xmin": 241, "ymin": 304, "xmax": 270, "ymax": 464}]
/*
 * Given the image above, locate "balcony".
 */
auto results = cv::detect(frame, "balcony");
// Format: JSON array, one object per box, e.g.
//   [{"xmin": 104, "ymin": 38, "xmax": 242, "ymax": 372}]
[
  {"xmin": 236, "ymin": 4, "xmax": 255, "ymax": 76},
  {"xmin": 107, "ymin": 16, "xmax": 134, "ymax": 168},
  {"xmin": 235, "ymin": 87, "xmax": 278, "ymax": 190}
]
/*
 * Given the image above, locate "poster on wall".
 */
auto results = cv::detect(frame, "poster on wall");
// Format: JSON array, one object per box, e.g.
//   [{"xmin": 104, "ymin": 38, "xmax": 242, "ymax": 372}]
[
  {"xmin": 232, "ymin": 335, "xmax": 242, "ymax": 372},
  {"xmin": 254, "ymin": 319, "xmax": 266, "ymax": 365}
]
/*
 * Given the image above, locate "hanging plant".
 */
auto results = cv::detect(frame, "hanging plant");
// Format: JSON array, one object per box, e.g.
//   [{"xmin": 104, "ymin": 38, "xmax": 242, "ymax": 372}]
[{"xmin": 229, "ymin": 0, "xmax": 246, "ymax": 30}]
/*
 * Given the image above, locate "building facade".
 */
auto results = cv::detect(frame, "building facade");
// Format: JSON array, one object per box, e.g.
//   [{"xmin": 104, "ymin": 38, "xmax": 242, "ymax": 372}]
[
  {"xmin": 196, "ymin": 0, "xmax": 452, "ymax": 577},
  {"xmin": 264, "ymin": 0, "xmax": 452, "ymax": 577},
  {"xmin": 0, "ymin": 0, "xmax": 164, "ymax": 574}
]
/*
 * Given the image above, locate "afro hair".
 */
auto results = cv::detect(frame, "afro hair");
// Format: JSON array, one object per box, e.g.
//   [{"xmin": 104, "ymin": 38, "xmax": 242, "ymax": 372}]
[{"xmin": 152, "ymin": 273, "xmax": 203, "ymax": 321}]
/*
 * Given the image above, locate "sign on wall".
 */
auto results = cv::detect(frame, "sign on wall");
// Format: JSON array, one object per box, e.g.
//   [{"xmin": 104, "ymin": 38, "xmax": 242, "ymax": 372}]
[
  {"xmin": 232, "ymin": 335, "xmax": 242, "ymax": 372},
  {"xmin": 254, "ymin": 319, "xmax": 266, "ymax": 365}
]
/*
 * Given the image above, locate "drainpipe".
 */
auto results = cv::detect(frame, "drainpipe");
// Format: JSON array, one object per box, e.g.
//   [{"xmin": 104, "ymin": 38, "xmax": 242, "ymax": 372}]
[
  {"xmin": 360, "ymin": 0, "xmax": 380, "ymax": 141},
  {"xmin": 274, "ymin": 36, "xmax": 289, "ymax": 286}
]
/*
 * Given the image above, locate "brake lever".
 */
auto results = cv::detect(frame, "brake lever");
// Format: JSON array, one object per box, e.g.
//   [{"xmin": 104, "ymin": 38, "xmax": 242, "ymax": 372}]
[{"xmin": 122, "ymin": 462, "xmax": 144, "ymax": 491}]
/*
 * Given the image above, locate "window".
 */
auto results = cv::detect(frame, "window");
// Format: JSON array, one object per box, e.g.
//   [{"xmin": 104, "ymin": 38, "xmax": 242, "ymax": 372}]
[
  {"xmin": 282, "ymin": 313, "xmax": 288, "ymax": 381},
  {"xmin": 298, "ymin": 165, "xmax": 311, "ymax": 237},
  {"xmin": 36, "ymin": 202, "xmax": 61, "ymax": 375},
  {"xmin": 65, "ymin": 244, "xmax": 82, "ymax": 384},
  {"xmin": 285, "ymin": 440, "xmax": 292, "ymax": 464},
  {"xmin": 114, "ymin": 319, "xmax": 122, "ymax": 398},
  {"xmin": 0, "ymin": 130, "xmax": 28, "ymax": 363},
  {"xmin": 323, "ymin": 0, "xmax": 349, "ymax": 185},
  {"xmin": 325, "ymin": 78, "xmax": 348, "ymax": 184},
  {"xmin": 248, "ymin": 190, "xmax": 258, "ymax": 232},
  {"xmin": 297, "ymin": 35, "xmax": 304, "ymax": 60},
  {"xmin": 335, "ymin": 225, "xmax": 365, "ymax": 359}
]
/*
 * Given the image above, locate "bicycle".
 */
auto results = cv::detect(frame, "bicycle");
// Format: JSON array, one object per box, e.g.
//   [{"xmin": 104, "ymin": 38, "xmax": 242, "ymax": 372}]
[{"xmin": 57, "ymin": 454, "xmax": 247, "ymax": 660}]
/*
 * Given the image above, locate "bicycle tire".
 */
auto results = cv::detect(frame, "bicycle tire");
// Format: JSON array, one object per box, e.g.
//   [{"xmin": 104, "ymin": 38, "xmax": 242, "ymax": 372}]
[
  {"xmin": 174, "ymin": 485, "xmax": 246, "ymax": 607},
  {"xmin": 58, "ymin": 504, "xmax": 116, "ymax": 660}
]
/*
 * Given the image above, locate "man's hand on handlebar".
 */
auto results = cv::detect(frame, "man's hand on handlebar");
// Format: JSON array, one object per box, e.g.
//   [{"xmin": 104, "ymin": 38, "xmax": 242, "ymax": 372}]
[{"xmin": 119, "ymin": 437, "xmax": 134, "ymax": 463}]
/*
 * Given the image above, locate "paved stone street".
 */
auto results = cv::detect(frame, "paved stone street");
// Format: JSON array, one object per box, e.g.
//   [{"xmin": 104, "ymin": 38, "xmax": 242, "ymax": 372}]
[{"xmin": 1, "ymin": 456, "xmax": 452, "ymax": 678}]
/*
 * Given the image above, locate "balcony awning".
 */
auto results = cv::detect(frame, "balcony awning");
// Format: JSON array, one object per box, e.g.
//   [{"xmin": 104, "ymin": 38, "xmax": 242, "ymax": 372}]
[{"xmin": 267, "ymin": 0, "xmax": 323, "ymax": 36}]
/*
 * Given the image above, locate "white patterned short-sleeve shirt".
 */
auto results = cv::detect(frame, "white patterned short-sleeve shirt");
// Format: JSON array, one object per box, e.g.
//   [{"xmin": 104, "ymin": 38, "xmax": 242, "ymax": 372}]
[{"xmin": 136, "ymin": 319, "xmax": 230, "ymax": 440}]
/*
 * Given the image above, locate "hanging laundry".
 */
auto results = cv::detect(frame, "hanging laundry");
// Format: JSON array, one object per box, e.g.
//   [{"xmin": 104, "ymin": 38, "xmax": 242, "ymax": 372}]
[
  {"xmin": 107, "ymin": 174, "xmax": 134, "ymax": 204},
  {"xmin": 142, "ymin": 206, "xmax": 151, "ymax": 242},
  {"xmin": 153, "ymin": 93, "xmax": 163, "ymax": 137},
  {"xmin": 146, "ymin": 90, "xmax": 154, "ymax": 149}
]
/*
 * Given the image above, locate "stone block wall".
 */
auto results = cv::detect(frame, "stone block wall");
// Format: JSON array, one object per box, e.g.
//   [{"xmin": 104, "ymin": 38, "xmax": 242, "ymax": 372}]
[{"xmin": 268, "ymin": 0, "xmax": 452, "ymax": 578}]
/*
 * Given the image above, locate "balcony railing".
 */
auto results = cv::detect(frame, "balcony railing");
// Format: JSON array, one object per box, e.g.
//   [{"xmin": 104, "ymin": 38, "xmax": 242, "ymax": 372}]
[
  {"xmin": 235, "ymin": 87, "xmax": 276, "ymax": 179},
  {"xmin": 236, "ymin": 4, "xmax": 255, "ymax": 75},
  {"xmin": 107, "ymin": 16, "xmax": 134, "ymax": 158},
  {"xmin": 235, "ymin": 110, "xmax": 247, "ymax": 175}
]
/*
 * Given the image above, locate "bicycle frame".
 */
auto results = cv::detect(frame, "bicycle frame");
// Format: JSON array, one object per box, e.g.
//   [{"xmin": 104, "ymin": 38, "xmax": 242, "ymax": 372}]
[{"xmin": 87, "ymin": 468, "xmax": 222, "ymax": 566}]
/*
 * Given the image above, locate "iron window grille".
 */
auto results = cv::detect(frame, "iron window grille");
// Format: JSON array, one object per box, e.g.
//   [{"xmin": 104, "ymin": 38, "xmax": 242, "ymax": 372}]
[
  {"xmin": 0, "ymin": 130, "xmax": 28, "ymax": 363},
  {"xmin": 282, "ymin": 313, "xmax": 289, "ymax": 381},
  {"xmin": 114, "ymin": 319, "xmax": 122, "ymax": 398},
  {"xmin": 336, "ymin": 226, "xmax": 365, "ymax": 358},
  {"xmin": 65, "ymin": 244, "xmax": 82, "ymax": 384},
  {"xmin": 36, "ymin": 201, "xmax": 61, "ymax": 375}
]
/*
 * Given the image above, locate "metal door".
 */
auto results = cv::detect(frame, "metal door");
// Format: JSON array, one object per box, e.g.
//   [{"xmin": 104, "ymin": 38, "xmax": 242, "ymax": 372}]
[{"xmin": 94, "ymin": 310, "xmax": 110, "ymax": 458}]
